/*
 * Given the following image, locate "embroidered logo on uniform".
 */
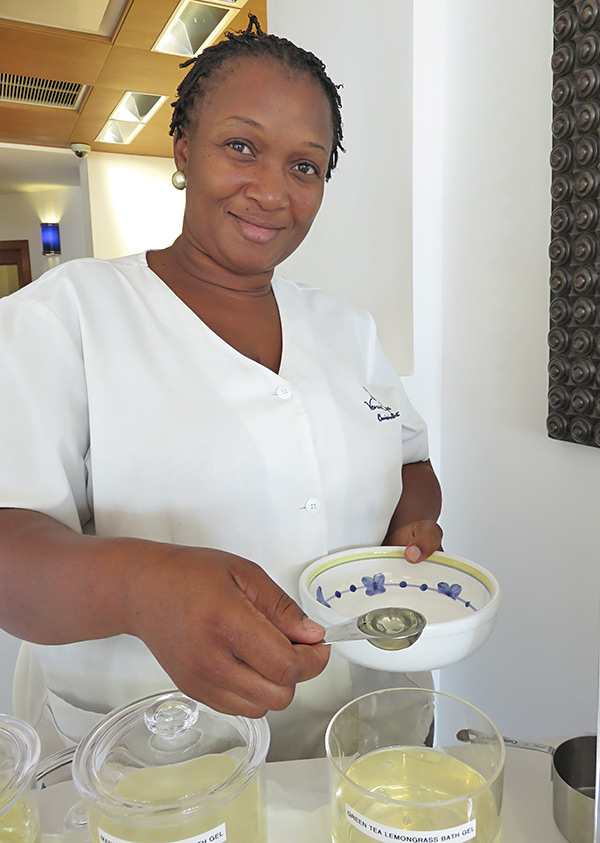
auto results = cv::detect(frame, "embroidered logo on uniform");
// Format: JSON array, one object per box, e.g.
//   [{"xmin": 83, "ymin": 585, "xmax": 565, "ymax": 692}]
[{"xmin": 363, "ymin": 388, "xmax": 401, "ymax": 422}]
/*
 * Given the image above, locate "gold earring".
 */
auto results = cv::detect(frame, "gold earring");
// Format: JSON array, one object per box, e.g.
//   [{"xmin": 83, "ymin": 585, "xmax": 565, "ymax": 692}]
[{"xmin": 171, "ymin": 170, "xmax": 187, "ymax": 190}]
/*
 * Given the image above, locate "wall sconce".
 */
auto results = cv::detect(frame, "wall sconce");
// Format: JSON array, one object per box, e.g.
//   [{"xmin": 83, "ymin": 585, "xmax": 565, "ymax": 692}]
[{"xmin": 41, "ymin": 223, "xmax": 61, "ymax": 255}]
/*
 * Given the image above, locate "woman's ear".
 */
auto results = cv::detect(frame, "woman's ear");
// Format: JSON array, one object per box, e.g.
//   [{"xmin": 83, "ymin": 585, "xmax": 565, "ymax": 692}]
[{"xmin": 173, "ymin": 130, "xmax": 189, "ymax": 173}]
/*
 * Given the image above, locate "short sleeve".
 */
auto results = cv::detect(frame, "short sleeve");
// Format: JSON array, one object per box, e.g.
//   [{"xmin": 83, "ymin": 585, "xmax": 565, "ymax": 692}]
[
  {"xmin": 0, "ymin": 295, "xmax": 91, "ymax": 532},
  {"xmin": 363, "ymin": 312, "xmax": 430, "ymax": 465}
]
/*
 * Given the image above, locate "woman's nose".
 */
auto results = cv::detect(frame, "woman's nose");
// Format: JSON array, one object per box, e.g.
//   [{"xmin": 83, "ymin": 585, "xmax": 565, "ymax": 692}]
[{"xmin": 244, "ymin": 162, "xmax": 289, "ymax": 210}]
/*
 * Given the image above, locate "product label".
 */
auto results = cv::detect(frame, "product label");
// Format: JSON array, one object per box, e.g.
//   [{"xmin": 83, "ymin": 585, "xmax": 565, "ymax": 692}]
[
  {"xmin": 98, "ymin": 822, "xmax": 227, "ymax": 843},
  {"xmin": 345, "ymin": 805, "xmax": 476, "ymax": 843}
]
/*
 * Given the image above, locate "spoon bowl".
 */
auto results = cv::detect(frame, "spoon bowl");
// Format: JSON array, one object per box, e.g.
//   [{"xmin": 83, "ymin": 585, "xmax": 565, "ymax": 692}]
[{"xmin": 323, "ymin": 606, "xmax": 425, "ymax": 649}]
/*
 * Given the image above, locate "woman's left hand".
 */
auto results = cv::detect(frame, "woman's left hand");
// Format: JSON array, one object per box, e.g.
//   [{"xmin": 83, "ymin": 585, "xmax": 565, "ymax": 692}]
[
  {"xmin": 382, "ymin": 460, "xmax": 443, "ymax": 563},
  {"xmin": 385, "ymin": 520, "xmax": 443, "ymax": 564}
]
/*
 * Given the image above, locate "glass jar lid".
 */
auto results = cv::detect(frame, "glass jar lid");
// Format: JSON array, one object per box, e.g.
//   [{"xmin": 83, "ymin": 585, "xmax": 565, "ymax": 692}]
[
  {"xmin": 0, "ymin": 714, "xmax": 41, "ymax": 816},
  {"xmin": 36, "ymin": 747, "xmax": 89, "ymax": 841},
  {"xmin": 72, "ymin": 691, "xmax": 270, "ymax": 818}
]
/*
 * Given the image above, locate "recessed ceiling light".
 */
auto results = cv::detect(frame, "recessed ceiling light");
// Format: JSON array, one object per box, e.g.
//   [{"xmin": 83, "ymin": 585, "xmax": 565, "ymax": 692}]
[
  {"xmin": 95, "ymin": 92, "xmax": 167, "ymax": 145},
  {"xmin": 153, "ymin": 0, "xmax": 248, "ymax": 58},
  {"xmin": 111, "ymin": 92, "xmax": 166, "ymax": 124},
  {"xmin": 96, "ymin": 120, "xmax": 144, "ymax": 145}
]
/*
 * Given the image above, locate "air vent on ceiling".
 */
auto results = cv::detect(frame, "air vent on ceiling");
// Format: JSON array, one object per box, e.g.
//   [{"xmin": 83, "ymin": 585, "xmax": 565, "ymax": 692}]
[{"xmin": 0, "ymin": 74, "xmax": 87, "ymax": 110}]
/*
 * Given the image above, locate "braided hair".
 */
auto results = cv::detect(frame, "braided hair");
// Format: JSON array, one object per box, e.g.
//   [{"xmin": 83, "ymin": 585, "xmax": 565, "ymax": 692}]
[{"xmin": 169, "ymin": 14, "xmax": 344, "ymax": 180}]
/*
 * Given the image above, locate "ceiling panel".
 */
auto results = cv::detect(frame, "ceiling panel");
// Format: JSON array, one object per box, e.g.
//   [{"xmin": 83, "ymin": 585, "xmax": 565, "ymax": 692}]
[
  {"xmin": 97, "ymin": 46, "xmax": 186, "ymax": 93},
  {"xmin": 114, "ymin": 0, "xmax": 186, "ymax": 49},
  {"xmin": 0, "ymin": 102, "xmax": 80, "ymax": 147},
  {"xmin": 0, "ymin": 27, "xmax": 112, "ymax": 84},
  {"xmin": 0, "ymin": 0, "xmax": 126, "ymax": 35},
  {"xmin": 0, "ymin": 0, "xmax": 267, "ymax": 162}
]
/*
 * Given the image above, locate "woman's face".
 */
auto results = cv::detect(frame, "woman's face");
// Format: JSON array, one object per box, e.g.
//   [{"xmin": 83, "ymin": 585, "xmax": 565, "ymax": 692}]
[{"xmin": 174, "ymin": 56, "xmax": 333, "ymax": 278}]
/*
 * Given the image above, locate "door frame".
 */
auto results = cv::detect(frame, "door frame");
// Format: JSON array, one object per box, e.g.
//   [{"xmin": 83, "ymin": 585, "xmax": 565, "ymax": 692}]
[{"xmin": 0, "ymin": 240, "xmax": 33, "ymax": 290}]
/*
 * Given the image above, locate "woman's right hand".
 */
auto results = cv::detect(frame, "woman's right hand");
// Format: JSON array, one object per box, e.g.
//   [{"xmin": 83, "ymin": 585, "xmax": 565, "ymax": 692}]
[
  {"xmin": 125, "ymin": 545, "xmax": 331, "ymax": 718},
  {"xmin": 0, "ymin": 509, "xmax": 330, "ymax": 719}
]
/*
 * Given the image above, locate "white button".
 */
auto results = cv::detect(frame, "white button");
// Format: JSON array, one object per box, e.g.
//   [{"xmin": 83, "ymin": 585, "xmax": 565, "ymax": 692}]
[
  {"xmin": 276, "ymin": 385, "xmax": 292, "ymax": 400},
  {"xmin": 305, "ymin": 498, "xmax": 321, "ymax": 513}
]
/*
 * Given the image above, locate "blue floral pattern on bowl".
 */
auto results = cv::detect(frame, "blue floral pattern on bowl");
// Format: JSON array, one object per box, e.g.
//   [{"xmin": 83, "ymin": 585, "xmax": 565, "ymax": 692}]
[
  {"xmin": 316, "ymin": 572, "xmax": 477, "ymax": 611},
  {"xmin": 362, "ymin": 572, "xmax": 386, "ymax": 596}
]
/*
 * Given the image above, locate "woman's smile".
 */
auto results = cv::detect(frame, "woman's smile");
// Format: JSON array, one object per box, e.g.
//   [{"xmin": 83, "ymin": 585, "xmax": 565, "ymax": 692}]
[{"xmin": 228, "ymin": 210, "xmax": 286, "ymax": 245}]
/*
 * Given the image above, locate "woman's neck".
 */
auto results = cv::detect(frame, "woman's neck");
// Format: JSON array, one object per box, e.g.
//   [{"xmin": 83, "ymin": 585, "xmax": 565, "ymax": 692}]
[{"xmin": 148, "ymin": 236, "xmax": 274, "ymax": 302}]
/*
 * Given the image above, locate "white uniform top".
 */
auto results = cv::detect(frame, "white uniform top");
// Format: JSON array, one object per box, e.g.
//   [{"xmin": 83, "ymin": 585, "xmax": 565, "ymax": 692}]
[{"xmin": 0, "ymin": 253, "xmax": 430, "ymax": 759}]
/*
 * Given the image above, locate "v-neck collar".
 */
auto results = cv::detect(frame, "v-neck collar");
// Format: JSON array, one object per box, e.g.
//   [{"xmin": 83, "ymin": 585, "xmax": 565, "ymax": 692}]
[{"xmin": 141, "ymin": 252, "xmax": 291, "ymax": 380}]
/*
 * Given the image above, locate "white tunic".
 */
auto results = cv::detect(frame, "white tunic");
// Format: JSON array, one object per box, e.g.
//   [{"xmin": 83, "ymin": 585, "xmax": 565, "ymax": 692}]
[{"xmin": 0, "ymin": 253, "xmax": 429, "ymax": 759}]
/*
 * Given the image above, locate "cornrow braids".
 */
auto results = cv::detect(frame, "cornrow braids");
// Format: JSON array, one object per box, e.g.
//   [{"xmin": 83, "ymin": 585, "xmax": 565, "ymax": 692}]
[{"xmin": 169, "ymin": 14, "xmax": 344, "ymax": 180}]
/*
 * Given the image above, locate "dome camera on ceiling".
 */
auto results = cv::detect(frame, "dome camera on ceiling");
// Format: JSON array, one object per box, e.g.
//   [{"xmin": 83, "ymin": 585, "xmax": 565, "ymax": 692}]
[{"xmin": 70, "ymin": 143, "xmax": 91, "ymax": 158}]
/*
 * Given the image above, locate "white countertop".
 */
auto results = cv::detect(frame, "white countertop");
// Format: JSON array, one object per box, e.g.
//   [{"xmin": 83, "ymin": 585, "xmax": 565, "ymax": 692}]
[{"xmin": 266, "ymin": 742, "xmax": 567, "ymax": 842}]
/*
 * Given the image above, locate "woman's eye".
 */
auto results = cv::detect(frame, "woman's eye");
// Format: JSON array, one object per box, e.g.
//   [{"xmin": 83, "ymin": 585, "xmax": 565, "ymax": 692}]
[
  {"xmin": 228, "ymin": 140, "xmax": 252, "ymax": 155},
  {"xmin": 294, "ymin": 162, "xmax": 318, "ymax": 176}
]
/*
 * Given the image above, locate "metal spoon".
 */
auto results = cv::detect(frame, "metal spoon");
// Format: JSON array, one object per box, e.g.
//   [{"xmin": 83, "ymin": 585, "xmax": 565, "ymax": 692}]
[{"xmin": 322, "ymin": 607, "xmax": 426, "ymax": 650}]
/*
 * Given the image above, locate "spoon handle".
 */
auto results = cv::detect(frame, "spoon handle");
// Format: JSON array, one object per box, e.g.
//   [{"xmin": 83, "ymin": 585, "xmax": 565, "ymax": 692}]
[
  {"xmin": 323, "ymin": 618, "xmax": 373, "ymax": 643},
  {"xmin": 457, "ymin": 729, "xmax": 554, "ymax": 755}
]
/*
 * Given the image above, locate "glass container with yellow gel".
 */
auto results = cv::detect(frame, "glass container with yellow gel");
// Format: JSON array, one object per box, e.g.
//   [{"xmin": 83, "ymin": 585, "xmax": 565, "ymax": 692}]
[
  {"xmin": 0, "ymin": 713, "xmax": 41, "ymax": 842},
  {"xmin": 72, "ymin": 691, "xmax": 269, "ymax": 843},
  {"xmin": 326, "ymin": 688, "xmax": 504, "ymax": 843}
]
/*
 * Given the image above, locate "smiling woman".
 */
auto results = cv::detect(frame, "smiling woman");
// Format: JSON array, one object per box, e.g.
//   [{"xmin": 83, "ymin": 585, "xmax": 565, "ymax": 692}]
[
  {"xmin": 167, "ymin": 60, "xmax": 332, "ymax": 283},
  {"xmin": 147, "ymin": 17, "xmax": 343, "ymax": 372},
  {"xmin": 0, "ymin": 15, "xmax": 442, "ymax": 762}
]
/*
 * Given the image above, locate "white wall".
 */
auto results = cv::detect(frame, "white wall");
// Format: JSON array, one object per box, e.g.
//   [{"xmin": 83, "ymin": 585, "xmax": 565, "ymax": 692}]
[
  {"xmin": 0, "ymin": 184, "xmax": 90, "ymax": 281},
  {"xmin": 414, "ymin": 0, "xmax": 600, "ymax": 739},
  {"xmin": 86, "ymin": 152, "xmax": 185, "ymax": 258},
  {"xmin": 269, "ymin": 0, "xmax": 415, "ymax": 374}
]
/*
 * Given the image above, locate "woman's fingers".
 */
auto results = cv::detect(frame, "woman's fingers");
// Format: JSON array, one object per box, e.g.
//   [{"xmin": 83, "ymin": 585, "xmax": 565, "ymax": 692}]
[
  {"xmin": 395, "ymin": 520, "xmax": 444, "ymax": 563},
  {"xmin": 132, "ymin": 547, "xmax": 330, "ymax": 716},
  {"xmin": 230, "ymin": 558, "xmax": 325, "ymax": 644},
  {"xmin": 174, "ymin": 639, "xmax": 328, "ymax": 718}
]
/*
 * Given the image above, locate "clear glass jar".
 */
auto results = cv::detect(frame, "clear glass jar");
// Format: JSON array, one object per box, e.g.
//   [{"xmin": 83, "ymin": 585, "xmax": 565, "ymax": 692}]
[
  {"xmin": 326, "ymin": 688, "xmax": 505, "ymax": 843},
  {"xmin": 35, "ymin": 748, "xmax": 89, "ymax": 842},
  {"xmin": 72, "ymin": 691, "xmax": 269, "ymax": 843},
  {"xmin": 0, "ymin": 713, "xmax": 41, "ymax": 842}
]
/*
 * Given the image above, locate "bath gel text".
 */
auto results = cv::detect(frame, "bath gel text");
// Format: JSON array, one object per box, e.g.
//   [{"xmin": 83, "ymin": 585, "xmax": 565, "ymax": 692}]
[
  {"xmin": 98, "ymin": 823, "xmax": 227, "ymax": 843},
  {"xmin": 345, "ymin": 805, "xmax": 476, "ymax": 843}
]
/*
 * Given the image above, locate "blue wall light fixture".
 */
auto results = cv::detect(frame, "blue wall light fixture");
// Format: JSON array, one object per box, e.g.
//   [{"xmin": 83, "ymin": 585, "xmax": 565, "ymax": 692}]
[{"xmin": 41, "ymin": 223, "xmax": 61, "ymax": 255}]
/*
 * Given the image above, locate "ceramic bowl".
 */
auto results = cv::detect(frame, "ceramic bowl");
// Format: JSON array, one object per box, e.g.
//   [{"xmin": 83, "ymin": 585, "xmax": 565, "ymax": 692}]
[{"xmin": 298, "ymin": 547, "xmax": 501, "ymax": 672}]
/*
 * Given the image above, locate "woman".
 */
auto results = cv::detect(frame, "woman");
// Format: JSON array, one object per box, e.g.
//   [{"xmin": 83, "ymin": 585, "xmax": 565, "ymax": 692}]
[{"xmin": 0, "ymin": 17, "xmax": 442, "ymax": 760}]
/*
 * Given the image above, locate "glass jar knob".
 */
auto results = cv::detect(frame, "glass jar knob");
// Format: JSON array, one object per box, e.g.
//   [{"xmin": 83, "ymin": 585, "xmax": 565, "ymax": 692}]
[{"xmin": 144, "ymin": 698, "xmax": 200, "ymax": 738}]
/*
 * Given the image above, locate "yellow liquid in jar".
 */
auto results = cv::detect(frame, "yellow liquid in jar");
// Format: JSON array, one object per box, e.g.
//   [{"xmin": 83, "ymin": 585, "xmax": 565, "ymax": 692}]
[
  {"xmin": 0, "ymin": 792, "xmax": 40, "ymax": 843},
  {"xmin": 87, "ymin": 753, "xmax": 266, "ymax": 843},
  {"xmin": 332, "ymin": 747, "xmax": 501, "ymax": 843}
]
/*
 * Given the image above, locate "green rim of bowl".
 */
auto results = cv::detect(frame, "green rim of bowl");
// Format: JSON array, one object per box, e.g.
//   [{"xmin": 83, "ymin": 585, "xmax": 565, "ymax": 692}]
[{"xmin": 305, "ymin": 549, "xmax": 495, "ymax": 595}]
